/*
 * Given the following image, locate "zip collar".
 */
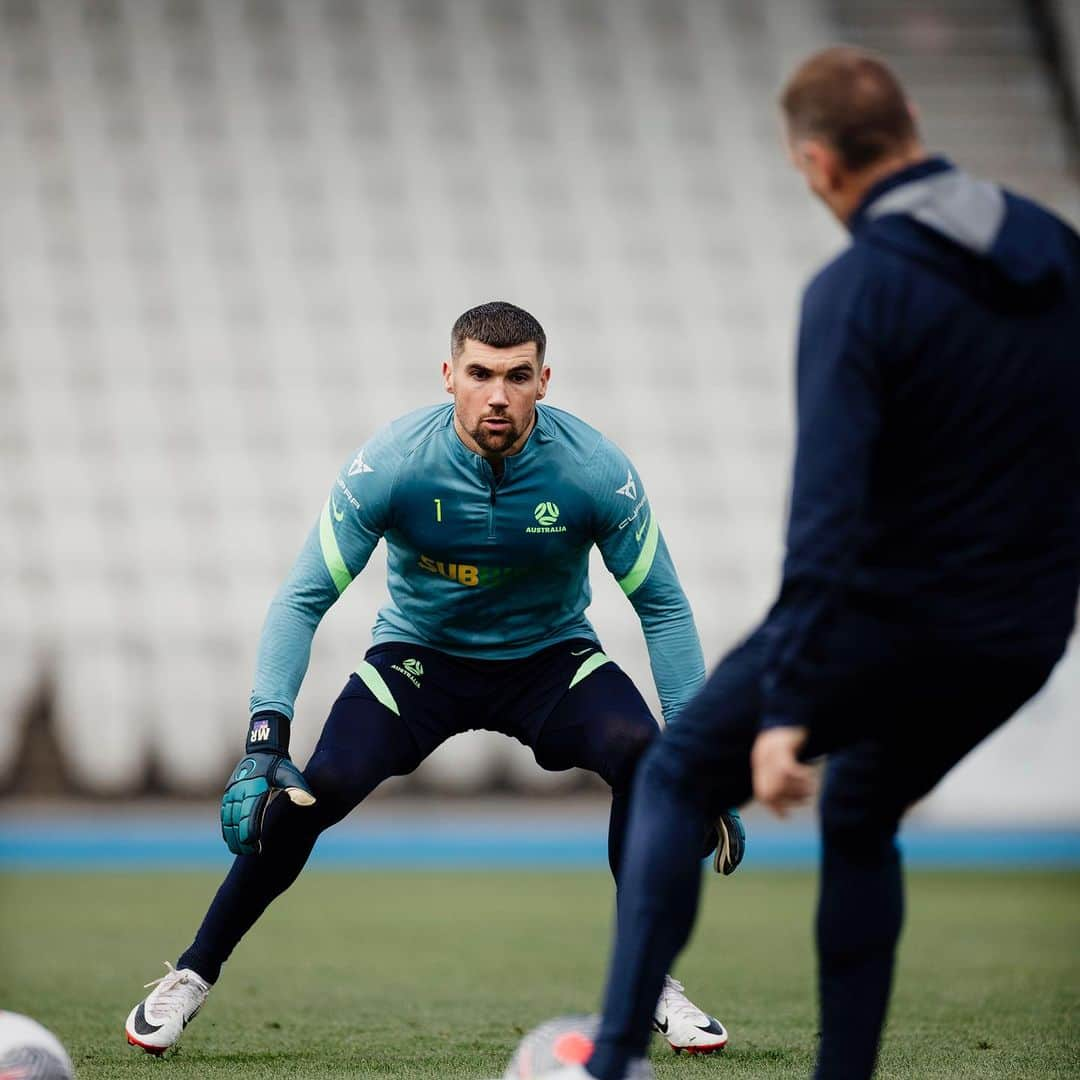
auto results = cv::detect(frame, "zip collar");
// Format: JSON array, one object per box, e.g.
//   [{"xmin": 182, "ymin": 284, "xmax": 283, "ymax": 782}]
[{"xmin": 444, "ymin": 402, "xmax": 554, "ymax": 482}]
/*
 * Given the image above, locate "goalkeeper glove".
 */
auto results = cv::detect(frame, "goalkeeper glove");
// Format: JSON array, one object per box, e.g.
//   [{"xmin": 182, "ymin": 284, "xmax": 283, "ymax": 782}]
[
  {"xmin": 220, "ymin": 711, "xmax": 315, "ymax": 856},
  {"xmin": 712, "ymin": 807, "xmax": 746, "ymax": 875}
]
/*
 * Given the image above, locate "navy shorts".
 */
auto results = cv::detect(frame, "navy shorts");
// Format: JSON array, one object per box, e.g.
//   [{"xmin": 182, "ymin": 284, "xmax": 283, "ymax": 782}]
[{"xmin": 300, "ymin": 638, "xmax": 661, "ymax": 810}]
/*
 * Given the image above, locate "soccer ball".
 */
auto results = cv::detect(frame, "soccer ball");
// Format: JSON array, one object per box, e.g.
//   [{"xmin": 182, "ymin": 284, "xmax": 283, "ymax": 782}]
[
  {"xmin": 0, "ymin": 1012, "xmax": 74, "ymax": 1080},
  {"xmin": 502, "ymin": 1015, "xmax": 655, "ymax": 1079},
  {"xmin": 503, "ymin": 1015, "xmax": 598, "ymax": 1079}
]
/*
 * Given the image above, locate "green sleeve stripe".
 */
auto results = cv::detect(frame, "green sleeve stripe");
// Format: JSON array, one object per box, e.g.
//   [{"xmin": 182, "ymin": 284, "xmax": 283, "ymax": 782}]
[
  {"xmin": 354, "ymin": 660, "xmax": 400, "ymax": 716},
  {"xmin": 568, "ymin": 651, "xmax": 612, "ymax": 690},
  {"xmin": 618, "ymin": 513, "xmax": 660, "ymax": 596},
  {"xmin": 319, "ymin": 499, "xmax": 353, "ymax": 595}
]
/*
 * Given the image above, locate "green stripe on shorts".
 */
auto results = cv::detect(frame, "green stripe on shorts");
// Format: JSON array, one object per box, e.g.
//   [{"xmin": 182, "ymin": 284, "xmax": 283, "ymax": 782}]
[
  {"xmin": 354, "ymin": 660, "xmax": 400, "ymax": 716},
  {"xmin": 569, "ymin": 651, "xmax": 613, "ymax": 689}
]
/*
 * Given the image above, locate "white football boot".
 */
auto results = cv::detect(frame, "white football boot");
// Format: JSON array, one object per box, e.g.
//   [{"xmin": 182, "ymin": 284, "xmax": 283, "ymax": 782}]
[
  {"xmin": 124, "ymin": 961, "xmax": 211, "ymax": 1054},
  {"xmin": 652, "ymin": 975, "xmax": 728, "ymax": 1053}
]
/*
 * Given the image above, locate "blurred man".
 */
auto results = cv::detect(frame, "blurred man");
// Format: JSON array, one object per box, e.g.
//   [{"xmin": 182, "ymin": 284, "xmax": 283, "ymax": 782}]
[
  {"xmin": 123, "ymin": 301, "xmax": 741, "ymax": 1056},
  {"xmin": 556, "ymin": 47, "xmax": 1080, "ymax": 1080}
]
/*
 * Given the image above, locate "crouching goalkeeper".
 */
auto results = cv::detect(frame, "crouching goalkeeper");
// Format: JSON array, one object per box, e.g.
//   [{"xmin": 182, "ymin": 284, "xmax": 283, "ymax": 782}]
[{"xmin": 123, "ymin": 301, "xmax": 744, "ymax": 1058}]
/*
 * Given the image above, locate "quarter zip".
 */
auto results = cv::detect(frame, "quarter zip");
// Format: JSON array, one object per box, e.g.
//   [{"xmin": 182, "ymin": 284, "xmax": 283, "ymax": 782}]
[
  {"xmin": 477, "ymin": 444, "xmax": 517, "ymax": 542},
  {"xmin": 479, "ymin": 458, "xmax": 502, "ymax": 541}
]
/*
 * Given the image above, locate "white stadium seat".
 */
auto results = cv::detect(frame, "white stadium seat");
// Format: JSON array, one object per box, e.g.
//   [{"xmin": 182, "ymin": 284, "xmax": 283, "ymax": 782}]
[{"xmin": 1, "ymin": 0, "xmax": 1076, "ymax": 812}]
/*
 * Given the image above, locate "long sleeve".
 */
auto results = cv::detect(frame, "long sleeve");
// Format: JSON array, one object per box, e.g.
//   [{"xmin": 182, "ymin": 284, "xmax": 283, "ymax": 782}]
[
  {"xmin": 760, "ymin": 255, "xmax": 882, "ymax": 730},
  {"xmin": 591, "ymin": 440, "xmax": 706, "ymax": 724},
  {"xmin": 249, "ymin": 437, "xmax": 399, "ymax": 719}
]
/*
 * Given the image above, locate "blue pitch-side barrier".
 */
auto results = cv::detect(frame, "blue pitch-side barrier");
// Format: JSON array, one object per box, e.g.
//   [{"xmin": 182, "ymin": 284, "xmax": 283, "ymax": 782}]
[{"xmin": 1, "ymin": 818, "xmax": 1079, "ymax": 870}]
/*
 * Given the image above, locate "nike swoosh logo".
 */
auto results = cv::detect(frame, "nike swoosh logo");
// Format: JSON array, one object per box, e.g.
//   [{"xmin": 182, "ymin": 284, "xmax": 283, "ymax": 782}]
[
  {"xmin": 132, "ymin": 1003, "xmax": 163, "ymax": 1036},
  {"xmin": 635, "ymin": 511, "xmax": 650, "ymax": 543},
  {"xmin": 654, "ymin": 1018, "xmax": 669, "ymax": 1034},
  {"xmin": 331, "ymin": 497, "xmax": 344, "ymax": 523},
  {"xmin": 570, "ymin": 648, "xmax": 592, "ymax": 656}
]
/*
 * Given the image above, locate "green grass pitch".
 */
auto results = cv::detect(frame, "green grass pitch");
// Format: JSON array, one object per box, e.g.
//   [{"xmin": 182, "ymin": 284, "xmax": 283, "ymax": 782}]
[{"xmin": 3, "ymin": 869, "xmax": 1078, "ymax": 1078}]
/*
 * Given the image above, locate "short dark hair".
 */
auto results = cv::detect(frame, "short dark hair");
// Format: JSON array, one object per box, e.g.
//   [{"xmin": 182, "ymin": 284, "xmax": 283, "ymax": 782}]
[
  {"xmin": 450, "ymin": 301, "xmax": 547, "ymax": 364},
  {"xmin": 780, "ymin": 46, "xmax": 919, "ymax": 171}
]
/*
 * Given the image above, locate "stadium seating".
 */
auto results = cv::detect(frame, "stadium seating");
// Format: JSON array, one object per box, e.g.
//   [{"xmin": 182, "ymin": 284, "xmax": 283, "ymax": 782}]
[{"xmin": 1, "ymin": 0, "xmax": 1077, "ymax": 811}]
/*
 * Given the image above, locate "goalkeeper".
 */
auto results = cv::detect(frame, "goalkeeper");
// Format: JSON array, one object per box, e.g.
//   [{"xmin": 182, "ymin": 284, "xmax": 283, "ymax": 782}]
[{"xmin": 123, "ymin": 301, "xmax": 742, "ymax": 1057}]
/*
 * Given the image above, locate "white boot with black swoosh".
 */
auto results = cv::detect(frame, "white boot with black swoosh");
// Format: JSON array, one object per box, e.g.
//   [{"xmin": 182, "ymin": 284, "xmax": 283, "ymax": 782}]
[
  {"xmin": 124, "ymin": 962, "xmax": 211, "ymax": 1054},
  {"xmin": 652, "ymin": 975, "xmax": 728, "ymax": 1053}
]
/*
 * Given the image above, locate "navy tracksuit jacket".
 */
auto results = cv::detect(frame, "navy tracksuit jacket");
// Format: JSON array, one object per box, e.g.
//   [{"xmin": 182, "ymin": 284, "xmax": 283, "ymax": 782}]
[
  {"xmin": 585, "ymin": 158, "xmax": 1080, "ymax": 1080},
  {"xmin": 761, "ymin": 157, "xmax": 1080, "ymax": 734}
]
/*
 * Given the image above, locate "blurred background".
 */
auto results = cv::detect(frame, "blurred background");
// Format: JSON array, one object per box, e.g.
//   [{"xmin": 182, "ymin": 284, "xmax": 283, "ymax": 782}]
[{"xmin": 1, "ymin": 0, "xmax": 1078, "ymax": 832}]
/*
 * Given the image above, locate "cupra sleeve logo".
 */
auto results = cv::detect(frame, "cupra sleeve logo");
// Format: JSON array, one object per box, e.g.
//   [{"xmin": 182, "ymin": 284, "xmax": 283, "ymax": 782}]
[{"xmin": 534, "ymin": 502, "xmax": 560, "ymax": 526}]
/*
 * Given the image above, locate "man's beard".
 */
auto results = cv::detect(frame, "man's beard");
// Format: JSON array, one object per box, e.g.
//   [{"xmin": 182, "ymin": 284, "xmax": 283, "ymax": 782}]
[{"xmin": 467, "ymin": 415, "xmax": 522, "ymax": 454}]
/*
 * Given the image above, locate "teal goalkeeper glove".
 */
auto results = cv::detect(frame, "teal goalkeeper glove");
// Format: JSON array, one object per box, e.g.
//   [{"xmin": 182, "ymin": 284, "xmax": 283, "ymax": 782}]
[
  {"xmin": 220, "ymin": 712, "xmax": 316, "ymax": 856},
  {"xmin": 712, "ymin": 807, "xmax": 746, "ymax": 875}
]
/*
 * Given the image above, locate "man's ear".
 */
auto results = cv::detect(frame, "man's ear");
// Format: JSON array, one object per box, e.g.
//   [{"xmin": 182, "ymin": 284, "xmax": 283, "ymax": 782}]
[
  {"xmin": 796, "ymin": 137, "xmax": 844, "ymax": 194},
  {"xmin": 442, "ymin": 360, "xmax": 454, "ymax": 395},
  {"xmin": 823, "ymin": 146, "xmax": 846, "ymax": 193},
  {"xmin": 796, "ymin": 137, "xmax": 823, "ymax": 173},
  {"xmin": 535, "ymin": 366, "xmax": 551, "ymax": 401}
]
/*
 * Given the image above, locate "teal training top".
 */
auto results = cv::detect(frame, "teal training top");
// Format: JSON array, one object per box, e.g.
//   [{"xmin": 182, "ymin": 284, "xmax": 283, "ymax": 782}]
[{"xmin": 251, "ymin": 402, "xmax": 705, "ymax": 725}]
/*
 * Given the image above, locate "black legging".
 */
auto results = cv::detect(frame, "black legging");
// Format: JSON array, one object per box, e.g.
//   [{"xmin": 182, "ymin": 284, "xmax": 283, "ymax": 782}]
[
  {"xmin": 178, "ymin": 661, "xmax": 660, "ymax": 984},
  {"xmin": 588, "ymin": 623, "xmax": 1058, "ymax": 1080}
]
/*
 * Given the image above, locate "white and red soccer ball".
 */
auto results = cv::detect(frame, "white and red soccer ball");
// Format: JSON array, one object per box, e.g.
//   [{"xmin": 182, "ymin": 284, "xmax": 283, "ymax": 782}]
[
  {"xmin": 0, "ymin": 1013, "xmax": 73, "ymax": 1080},
  {"xmin": 502, "ymin": 1015, "xmax": 655, "ymax": 1080}
]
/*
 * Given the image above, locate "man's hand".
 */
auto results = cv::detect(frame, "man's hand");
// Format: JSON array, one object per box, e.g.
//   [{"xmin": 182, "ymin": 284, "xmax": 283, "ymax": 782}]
[
  {"xmin": 751, "ymin": 725, "xmax": 815, "ymax": 817},
  {"xmin": 220, "ymin": 712, "xmax": 316, "ymax": 855}
]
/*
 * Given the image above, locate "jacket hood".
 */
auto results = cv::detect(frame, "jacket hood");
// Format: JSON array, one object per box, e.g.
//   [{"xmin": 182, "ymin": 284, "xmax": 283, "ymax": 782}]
[{"xmin": 852, "ymin": 158, "xmax": 1072, "ymax": 313}]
